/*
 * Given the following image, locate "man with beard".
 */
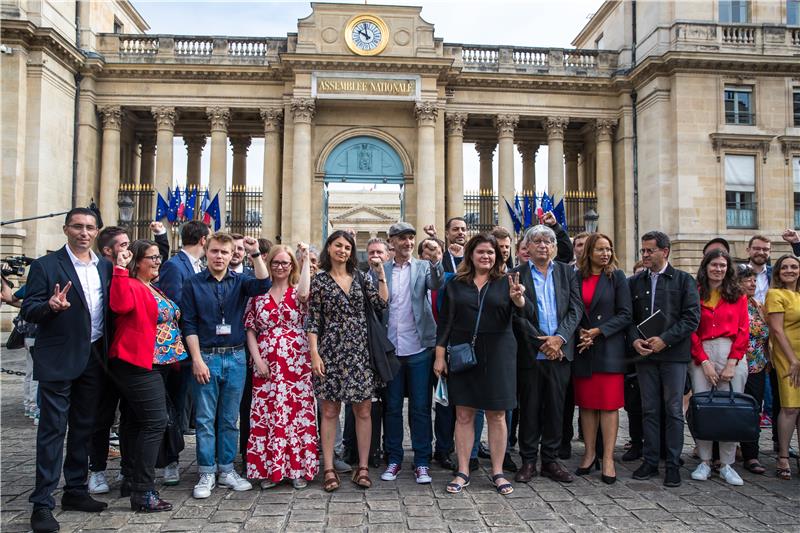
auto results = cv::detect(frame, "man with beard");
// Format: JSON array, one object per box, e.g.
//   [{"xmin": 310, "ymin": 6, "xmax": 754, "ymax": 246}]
[
  {"xmin": 228, "ymin": 233, "xmax": 251, "ymax": 276},
  {"xmin": 441, "ymin": 218, "xmax": 467, "ymax": 273}
]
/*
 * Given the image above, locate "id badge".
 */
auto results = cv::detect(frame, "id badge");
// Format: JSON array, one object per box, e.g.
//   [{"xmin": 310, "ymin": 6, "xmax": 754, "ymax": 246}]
[{"xmin": 216, "ymin": 323, "xmax": 232, "ymax": 335}]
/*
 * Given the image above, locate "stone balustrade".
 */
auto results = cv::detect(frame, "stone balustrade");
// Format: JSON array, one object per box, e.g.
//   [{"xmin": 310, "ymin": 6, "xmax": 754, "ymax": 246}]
[
  {"xmin": 448, "ymin": 44, "xmax": 616, "ymax": 75},
  {"xmin": 672, "ymin": 22, "xmax": 800, "ymax": 54},
  {"xmin": 100, "ymin": 34, "xmax": 286, "ymax": 63}
]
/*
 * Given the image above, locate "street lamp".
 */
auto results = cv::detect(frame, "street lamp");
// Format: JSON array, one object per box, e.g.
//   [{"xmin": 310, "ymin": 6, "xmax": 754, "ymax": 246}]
[
  {"xmin": 118, "ymin": 195, "xmax": 135, "ymax": 228},
  {"xmin": 584, "ymin": 208, "xmax": 599, "ymax": 234}
]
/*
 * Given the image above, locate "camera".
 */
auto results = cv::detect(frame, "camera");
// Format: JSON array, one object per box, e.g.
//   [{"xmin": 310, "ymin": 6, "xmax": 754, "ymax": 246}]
[{"xmin": 1, "ymin": 256, "xmax": 34, "ymax": 280}]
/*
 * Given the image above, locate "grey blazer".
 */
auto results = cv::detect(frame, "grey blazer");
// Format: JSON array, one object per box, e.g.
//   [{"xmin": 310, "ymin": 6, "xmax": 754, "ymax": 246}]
[{"xmin": 381, "ymin": 257, "xmax": 445, "ymax": 350}]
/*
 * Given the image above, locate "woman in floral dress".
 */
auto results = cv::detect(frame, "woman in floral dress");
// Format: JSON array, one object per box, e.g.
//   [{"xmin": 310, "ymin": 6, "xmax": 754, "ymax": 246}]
[
  {"xmin": 307, "ymin": 230, "xmax": 388, "ymax": 492},
  {"xmin": 244, "ymin": 243, "xmax": 316, "ymax": 489}
]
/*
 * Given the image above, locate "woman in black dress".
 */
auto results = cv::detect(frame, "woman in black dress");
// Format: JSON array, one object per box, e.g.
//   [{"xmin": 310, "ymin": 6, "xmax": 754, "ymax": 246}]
[{"xmin": 433, "ymin": 233, "xmax": 533, "ymax": 495}]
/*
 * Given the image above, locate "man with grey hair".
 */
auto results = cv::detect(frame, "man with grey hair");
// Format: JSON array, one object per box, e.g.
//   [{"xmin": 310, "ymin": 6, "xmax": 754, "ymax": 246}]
[{"xmin": 512, "ymin": 225, "xmax": 583, "ymax": 484}]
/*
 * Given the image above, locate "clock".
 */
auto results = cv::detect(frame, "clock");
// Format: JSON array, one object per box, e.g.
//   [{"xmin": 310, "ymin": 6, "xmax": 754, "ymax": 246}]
[{"xmin": 345, "ymin": 14, "xmax": 389, "ymax": 56}]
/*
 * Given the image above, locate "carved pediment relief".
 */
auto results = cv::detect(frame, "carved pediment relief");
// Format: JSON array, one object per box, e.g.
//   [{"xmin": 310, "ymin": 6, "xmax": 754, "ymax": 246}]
[
  {"xmin": 709, "ymin": 133, "xmax": 774, "ymax": 163},
  {"xmin": 331, "ymin": 204, "xmax": 396, "ymax": 223}
]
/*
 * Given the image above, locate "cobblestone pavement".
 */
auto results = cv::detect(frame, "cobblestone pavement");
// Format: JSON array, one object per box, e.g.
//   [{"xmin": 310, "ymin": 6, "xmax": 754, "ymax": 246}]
[{"xmin": 2, "ymin": 346, "xmax": 798, "ymax": 532}]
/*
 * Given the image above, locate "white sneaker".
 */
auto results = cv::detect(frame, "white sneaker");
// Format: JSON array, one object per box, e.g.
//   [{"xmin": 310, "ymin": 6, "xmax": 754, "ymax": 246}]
[
  {"xmin": 218, "ymin": 470, "xmax": 252, "ymax": 491},
  {"xmin": 414, "ymin": 466, "xmax": 432, "ymax": 484},
  {"xmin": 381, "ymin": 463, "xmax": 401, "ymax": 481},
  {"xmin": 691, "ymin": 462, "xmax": 711, "ymax": 481},
  {"xmin": 88, "ymin": 471, "xmax": 110, "ymax": 494},
  {"xmin": 719, "ymin": 464, "xmax": 744, "ymax": 486},
  {"xmin": 193, "ymin": 472, "xmax": 216, "ymax": 499},
  {"xmin": 163, "ymin": 462, "xmax": 180, "ymax": 486}
]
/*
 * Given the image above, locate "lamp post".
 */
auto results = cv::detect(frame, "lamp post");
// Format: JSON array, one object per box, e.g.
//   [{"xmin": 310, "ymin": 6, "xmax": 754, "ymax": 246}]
[
  {"xmin": 584, "ymin": 208, "xmax": 599, "ymax": 234},
  {"xmin": 118, "ymin": 195, "xmax": 135, "ymax": 230}
]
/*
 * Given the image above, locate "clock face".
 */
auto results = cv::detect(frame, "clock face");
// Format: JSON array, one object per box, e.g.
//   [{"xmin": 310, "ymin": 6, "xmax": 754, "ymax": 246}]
[
  {"xmin": 352, "ymin": 21, "xmax": 383, "ymax": 51},
  {"xmin": 345, "ymin": 15, "xmax": 389, "ymax": 56}
]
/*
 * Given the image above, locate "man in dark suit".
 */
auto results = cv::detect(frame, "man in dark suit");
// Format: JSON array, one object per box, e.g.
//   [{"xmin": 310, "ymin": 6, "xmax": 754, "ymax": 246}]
[
  {"xmin": 156, "ymin": 220, "xmax": 209, "ymax": 483},
  {"xmin": 513, "ymin": 224, "xmax": 583, "ymax": 484},
  {"xmin": 628, "ymin": 231, "xmax": 700, "ymax": 487},
  {"xmin": 22, "ymin": 208, "xmax": 113, "ymax": 533}
]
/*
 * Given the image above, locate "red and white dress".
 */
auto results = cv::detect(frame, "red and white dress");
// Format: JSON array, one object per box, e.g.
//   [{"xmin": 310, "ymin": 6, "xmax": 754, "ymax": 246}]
[{"xmin": 244, "ymin": 287, "xmax": 318, "ymax": 482}]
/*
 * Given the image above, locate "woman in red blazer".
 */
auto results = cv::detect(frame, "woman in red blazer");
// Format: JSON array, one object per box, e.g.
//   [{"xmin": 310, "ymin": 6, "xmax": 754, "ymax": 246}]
[{"xmin": 111, "ymin": 240, "xmax": 185, "ymax": 512}]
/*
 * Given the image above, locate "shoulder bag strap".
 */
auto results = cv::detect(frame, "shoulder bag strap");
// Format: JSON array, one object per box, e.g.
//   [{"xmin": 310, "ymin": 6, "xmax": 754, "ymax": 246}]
[{"xmin": 470, "ymin": 282, "xmax": 490, "ymax": 347}]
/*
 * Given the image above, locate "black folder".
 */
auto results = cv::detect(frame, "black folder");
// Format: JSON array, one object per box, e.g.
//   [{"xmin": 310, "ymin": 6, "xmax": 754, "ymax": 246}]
[{"xmin": 637, "ymin": 310, "xmax": 667, "ymax": 339}]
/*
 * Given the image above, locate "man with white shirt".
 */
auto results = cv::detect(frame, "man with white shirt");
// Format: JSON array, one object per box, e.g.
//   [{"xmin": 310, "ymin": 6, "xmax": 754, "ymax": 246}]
[
  {"xmin": 380, "ymin": 222, "xmax": 445, "ymax": 484},
  {"xmin": 743, "ymin": 235, "xmax": 772, "ymax": 304},
  {"xmin": 228, "ymin": 233, "xmax": 252, "ymax": 276},
  {"xmin": 22, "ymin": 208, "xmax": 113, "ymax": 533}
]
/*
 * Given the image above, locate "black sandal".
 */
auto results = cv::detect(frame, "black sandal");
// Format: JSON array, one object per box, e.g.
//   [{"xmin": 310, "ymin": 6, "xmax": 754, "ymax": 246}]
[
  {"xmin": 446, "ymin": 472, "xmax": 470, "ymax": 494},
  {"xmin": 743, "ymin": 460, "xmax": 766, "ymax": 475},
  {"xmin": 491, "ymin": 473, "xmax": 513, "ymax": 495}
]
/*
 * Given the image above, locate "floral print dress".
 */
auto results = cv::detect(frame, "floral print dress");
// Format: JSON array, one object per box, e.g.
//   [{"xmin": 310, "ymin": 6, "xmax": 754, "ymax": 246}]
[
  {"xmin": 306, "ymin": 271, "xmax": 387, "ymax": 403},
  {"xmin": 244, "ymin": 286, "xmax": 318, "ymax": 482}
]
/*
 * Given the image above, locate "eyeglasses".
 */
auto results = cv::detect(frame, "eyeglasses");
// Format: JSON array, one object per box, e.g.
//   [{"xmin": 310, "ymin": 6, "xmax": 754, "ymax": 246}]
[
  {"xmin": 143, "ymin": 255, "xmax": 162, "ymax": 263},
  {"xmin": 271, "ymin": 261, "xmax": 292, "ymax": 269},
  {"xmin": 66, "ymin": 224, "xmax": 98, "ymax": 232},
  {"xmin": 640, "ymin": 248, "xmax": 661, "ymax": 255}
]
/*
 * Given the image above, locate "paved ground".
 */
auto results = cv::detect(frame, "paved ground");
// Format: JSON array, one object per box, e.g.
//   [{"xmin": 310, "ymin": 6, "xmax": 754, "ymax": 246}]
[{"xmin": 1, "ymin": 345, "xmax": 799, "ymax": 533}]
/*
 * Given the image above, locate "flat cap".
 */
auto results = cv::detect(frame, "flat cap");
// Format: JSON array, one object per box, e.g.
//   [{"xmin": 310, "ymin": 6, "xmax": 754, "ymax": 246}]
[{"xmin": 388, "ymin": 221, "xmax": 416, "ymax": 237}]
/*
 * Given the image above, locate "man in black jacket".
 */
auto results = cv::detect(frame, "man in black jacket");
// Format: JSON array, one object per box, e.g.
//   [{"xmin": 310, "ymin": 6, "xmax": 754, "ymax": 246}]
[
  {"xmin": 22, "ymin": 208, "xmax": 113, "ymax": 533},
  {"xmin": 628, "ymin": 231, "xmax": 700, "ymax": 487}
]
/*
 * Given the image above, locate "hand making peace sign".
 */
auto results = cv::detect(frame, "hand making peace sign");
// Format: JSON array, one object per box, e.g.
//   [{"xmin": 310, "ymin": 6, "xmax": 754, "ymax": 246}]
[{"xmin": 48, "ymin": 282, "xmax": 72, "ymax": 312}]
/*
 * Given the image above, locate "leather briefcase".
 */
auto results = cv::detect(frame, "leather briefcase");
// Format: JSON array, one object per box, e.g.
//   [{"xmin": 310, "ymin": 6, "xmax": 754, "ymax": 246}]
[{"xmin": 688, "ymin": 386, "xmax": 760, "ymax": 442}]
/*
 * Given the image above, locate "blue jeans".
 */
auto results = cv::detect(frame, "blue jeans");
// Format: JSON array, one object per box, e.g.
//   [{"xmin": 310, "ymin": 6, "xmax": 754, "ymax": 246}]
[
  {"xmin": 193, "ymin": 349, "xmax": 247, "ymax": 474},
  {"xmin": 384, "ymin": 349, "xmax": 433, "ymax": 468}
]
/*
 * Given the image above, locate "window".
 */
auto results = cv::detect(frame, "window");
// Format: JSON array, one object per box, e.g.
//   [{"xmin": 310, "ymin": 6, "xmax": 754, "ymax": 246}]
[
  {"xmin": 720, "ymin": 0, "xmax": 750, "ymax": 22},
  {"xmin": 794, "ymin": 90, "xmax": 800, "ymax": 126},
  {"xmin": 594, "ymin": 34, "xmax": 604, "ymax": 49},
  {"xmin": 113, "ymin": 18, "xmax": 123, "ymax": 33},
  {"xmin": 725, "ymin": 86, "xmax": 754, "ymax": 125},
  {"xmin": 789, "ymin": 0, "xmax": 800, "ymax": 25},
  {"xmin": 725, "ymin": 154, "xmax": 757, "ymax": 228},
  {"xmin": 794, "ymin": 157, "xmax": 800, "ymax": 228}
]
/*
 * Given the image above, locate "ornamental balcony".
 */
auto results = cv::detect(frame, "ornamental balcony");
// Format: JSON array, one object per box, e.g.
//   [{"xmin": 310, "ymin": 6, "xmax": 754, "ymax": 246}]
[
  {"xmin": 444, "ymin": 44, "xmax": 619, "ymax": 76},
  {"xmin": 671, "ymin": 22, "xmax": 800, "ymax": 55}
]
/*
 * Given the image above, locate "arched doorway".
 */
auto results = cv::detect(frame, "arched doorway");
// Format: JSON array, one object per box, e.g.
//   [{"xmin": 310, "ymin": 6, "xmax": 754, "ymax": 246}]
[{"xmin": 322, "ymin": 136, "xmax": 406, "ymax": 251}]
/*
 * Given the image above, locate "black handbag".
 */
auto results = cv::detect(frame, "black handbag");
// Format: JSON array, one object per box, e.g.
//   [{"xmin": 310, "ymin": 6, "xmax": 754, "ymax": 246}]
[
  {"xmin": 356, "ymin": 271, "xmax": 400, "ymax": 383},
  {"xmin": 155, "ymin": 390, "xmax": 185, "ymax": 468},
  {"xmin": 5, "ymin": 313, "xmax": 28, "ymax": 350},
  {"xmin": 447, "ymin": 282, "xmax": 488, "ymax": 374},
  {"xmin": 687, "ymin": 386, "xmax": 760, "ymax": 442}
]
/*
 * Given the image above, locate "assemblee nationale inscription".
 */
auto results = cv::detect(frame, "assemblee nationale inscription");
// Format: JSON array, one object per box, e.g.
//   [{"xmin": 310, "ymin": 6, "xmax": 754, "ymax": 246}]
[{"xmin": 316, "ymin": 77, "xmax": 416, "ymax": 97}]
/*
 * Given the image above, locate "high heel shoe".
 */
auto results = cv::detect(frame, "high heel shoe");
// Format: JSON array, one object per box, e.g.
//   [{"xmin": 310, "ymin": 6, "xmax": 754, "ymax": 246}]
[
  {"xmin": 130, "ymin": 490, "xmax": 172, "ymax": 513},
  {"xmin": 601, "ymin": 474, "xmax": 616, "ymax": 484},
  {"xmin": 574, "ymin": 458, "xmax": 600, "ymax": 476}
]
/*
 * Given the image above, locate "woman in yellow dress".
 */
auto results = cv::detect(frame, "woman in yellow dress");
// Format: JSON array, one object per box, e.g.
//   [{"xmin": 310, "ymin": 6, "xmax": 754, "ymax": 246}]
[{"xmin": 764, "ymin": 254, "xmax": 800, "ymax": 480}]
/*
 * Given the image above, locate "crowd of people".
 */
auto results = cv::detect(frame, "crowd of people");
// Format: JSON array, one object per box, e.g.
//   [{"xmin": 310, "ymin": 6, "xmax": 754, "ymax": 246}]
[{"xmin": 4, "ymin": 207, "xmax": 800, "ymax": 533}]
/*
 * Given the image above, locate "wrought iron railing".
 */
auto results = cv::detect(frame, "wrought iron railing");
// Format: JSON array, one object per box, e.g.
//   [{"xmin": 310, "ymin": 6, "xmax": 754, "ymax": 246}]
[{"xmin": 462, "ymin": 190, "xmax": 597, "ymax": 238}]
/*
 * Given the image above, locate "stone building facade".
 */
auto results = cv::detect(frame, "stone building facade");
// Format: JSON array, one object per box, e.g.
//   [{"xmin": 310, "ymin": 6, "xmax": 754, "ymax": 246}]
[{"xmin": 2, "ymin": 0, "xmax": 800, "ymax": 271}]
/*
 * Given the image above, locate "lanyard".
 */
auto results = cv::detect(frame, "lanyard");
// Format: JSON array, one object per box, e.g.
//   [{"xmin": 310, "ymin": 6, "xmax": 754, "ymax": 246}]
[{"xmin": 215, "ymin": 279, "xmax": 226, "ymax": 324}]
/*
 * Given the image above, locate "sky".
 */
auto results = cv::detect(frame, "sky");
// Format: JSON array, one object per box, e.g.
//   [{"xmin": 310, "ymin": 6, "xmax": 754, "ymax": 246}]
[{"xmin": 131, "ymin": 0, "xmax": 604, "ymax": 192}]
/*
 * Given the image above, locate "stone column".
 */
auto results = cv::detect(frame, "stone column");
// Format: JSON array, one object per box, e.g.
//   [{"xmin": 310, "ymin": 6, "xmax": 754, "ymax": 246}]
[
  {"xmin": 518, "ymin": 142, "xmax": 538, "ymax": 193},
  {"xmin": 99, "ymin": 106, "xmax": 122, "ymax": 226},
  {"xmin": 184, "ymin": 136, "xmax": 206, "ymax": 189},
  {"xmin": 595, "ymin": 119, "xmax": 616, "ymax": 238},
  {"xmin": 544, "ymin": 116, "xmax": 569, "ymax": 200},
  {"xmin": 230, "ymin": 136, "xmax": 251, "ymax": 227},
  {"xmin": 290, "ymin": 98, "xmax": 315, "ymax": 243},
  {"xmin": 151, "ymin": 107, "xmax": 178, "ymax": 196},
  {"xmin": 445, "ymin": 113, "xmax": 467, "ymax": 220},
  {"xmin": 564, "ymin": 144, "xmax": 580, "ymax": 192},
  {"xmin": 260, "ymin": 108, "xmax": 283, "ymax": 241},
  {"xmin": 131, "ymin": 142, "xmax": 141, "ymax": 186},
  {"xmin": 206, "ymin": 107, "xmax": 230, "ymax": 228},
  {"xmin": 475, "ymin": 142, "xmax": 496, "ymax": 226},
  {"xmin": 415, "ymin": 101, "xmax": 438, "ymax": 228},
  {"xmin": 495, "ymin": 114, "xmax": 518, "ymax": 232},
  {"xmin": 139, "ymin": 136, "xmax": 156, "ymax": 186}
]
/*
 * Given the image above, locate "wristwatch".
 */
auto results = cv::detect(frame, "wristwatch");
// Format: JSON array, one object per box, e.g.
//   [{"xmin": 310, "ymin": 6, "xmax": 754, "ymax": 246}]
[{"xmin": 250, "ymin": 251, "xmax": 261, "ymax": 258}]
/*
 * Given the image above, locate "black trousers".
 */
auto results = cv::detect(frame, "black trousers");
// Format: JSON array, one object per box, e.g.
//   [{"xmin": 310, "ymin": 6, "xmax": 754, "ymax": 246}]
[
  {"xmin": 769, "ymin": 367, "xmax": 782, "ymax": 444},
  {"xmin": 30, "ymin": 341, "xmax": 105, "ymax": 510},
  {"xmin": 112, "ymin": 359, "xmax": 169, "ymax": 493},
  {"xmin": 561, "ymin": 379, "xmax": 575, "ymax": 448},
  {"xmin": 518, "ymin": 359, "xmax": 571, "ymax": 464},
  {"xmin": 741, "ymin": 369, "xmax": 766, "ymax": 462},
  {"xmin": 637, "ymin": 360, "xmax": 687, "ymax": 468},
  {"xmin": 624, "ymin": 374, "xmax": 644, "ymax": 446},
  {"xmin": 239, "ymin": 361, "xmax": 253, "ymax": 464},
  {"xmin": 88, "ymin": 370, "xmax": 123, "ymax": 473}
]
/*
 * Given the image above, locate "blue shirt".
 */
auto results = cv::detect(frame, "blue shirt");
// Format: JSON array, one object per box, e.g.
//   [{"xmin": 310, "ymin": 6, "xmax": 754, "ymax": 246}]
[
  {"xmin": 181, "ymin": 269, "xmax": 270, "ymax": 349},
  {"xmin": 530, "ymin": 260, "xmax": 558, "ymax": 360}
]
